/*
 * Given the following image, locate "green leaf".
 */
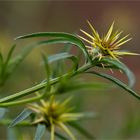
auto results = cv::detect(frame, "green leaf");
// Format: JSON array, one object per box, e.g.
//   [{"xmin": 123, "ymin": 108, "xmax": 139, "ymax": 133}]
[
  {"xmin": 0, "ymin": 63, "xmax": 91, "ymax": 105},
  {"xmin": 47, "ymin": 52, "xmax": 78, "ymax": 71},
  {"xmin": 6, "ymin": 38, "xmax": 80, "ymax": 83},
  {"xmin": 34, "ymin": 124, "xmax": 45, "ymax": 140},
  {"xmin": 48, "ymin": 52, "xmax": 74, "ymax": 63},
  {"xmin": 0, "ymin": 108, "xmax": 6, "ymax": 119},
  {"xmin": 61, "ymin": 43, "xmax": 72, "ymax": 53},
  {"xmin": 5, "ymin": 44, "xmax": 16, "ymax": 68},
  {"xmin": 41, "ymin": 54, "xmax": 51, "ymax": 92},
  {"xmin": 87, "ymin": 71, "xmax": 140, "ymax": 100},
  {"xmin": 0, "ymin": 63, "xmax": 92, "ymax": 104},
  {"xmin": 0, "ymin": 52, "xmax": 3, "ymax": 68},
  {"xmin": 0, "ymin": 77, "xmax": 58, "ymax": 103},
  {"xmin": 6, "ymin": 39, "xmax": 61, "ymax": 78},
  {"xmin": 0, "ymin": 119, "xmax": 31, "ymax": 126},
  {"xmin": 15, "ymin": 32, "xmax": 91, "ymax": 62},
  {"xmin": 0, "ymin": 45, "xmax": 16, "ymax": 87},
  {"xmin": 100, "ymin": 57, "xmax": 135, "ymax": 88},
  {"xmin": 68, "ymin": 122, "xmax": 95, "ymax": 139},
  {"xmin": 11, "ymin": 38, "xmax": 72, "ymax": 67},
  {"xmin": 9, "ymin": 109, "xmax": 32, "ymax": 127}
]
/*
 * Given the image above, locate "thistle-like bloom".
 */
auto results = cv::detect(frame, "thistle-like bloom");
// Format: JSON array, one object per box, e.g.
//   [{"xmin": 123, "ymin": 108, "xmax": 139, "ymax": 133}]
[
  {"xmin": 78, "ymin": 21, "xmax": 139, "ymax": 61},
  {"xmin": 27, "ymin": 96, "xmax": 84, "ymax": 140}
]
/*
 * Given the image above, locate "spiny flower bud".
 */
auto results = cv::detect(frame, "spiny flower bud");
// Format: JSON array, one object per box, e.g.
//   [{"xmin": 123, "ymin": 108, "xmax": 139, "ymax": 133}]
[{"xmin": 78, "ymin": 21, "xmax": 139, "ymax": 61}]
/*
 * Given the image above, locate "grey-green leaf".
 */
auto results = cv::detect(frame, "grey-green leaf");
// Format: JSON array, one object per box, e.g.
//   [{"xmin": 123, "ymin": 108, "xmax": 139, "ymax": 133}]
[
  {"xmin": 48, "ymin": 52, "xmax": 73, "ymax": 63},
  {"xmin": 9, "ymin": 109, "xmax": 32, "ymax": 127},
  {"xmin": 0, "ymin": 108, "xmax": 6, "ymax": 119},
  {"xmin": 34, "ymin": 124, "xmax": 45, "ymax": 140},
  {"xmin": 7, "ymin": 128, "xmax": 17, "ymax": 140},
  {"xmin": 47, "ymin": 52, "xmax": 78, "ymax": 71}
]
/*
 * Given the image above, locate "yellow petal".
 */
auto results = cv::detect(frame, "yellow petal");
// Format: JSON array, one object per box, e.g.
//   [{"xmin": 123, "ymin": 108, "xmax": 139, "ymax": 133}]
[
  {"xmin": 110, "ymin": 31, "xmax": 123, "ymax": 44},
  {"xmin": 114, "ymin": 34, "xmax": 130, "ymax": 47},
  {"xmin": 113, "ymin": 51, "xmax": 140, "ymax": 56},
  {"xmin": 78, "ymin": 35, "xmax": 96, "ymax": 47},
  {"xmin": 105, "ymin": 22, "xmax": 114, "ymax": 42},
  {"xmin": 87, "ymin": 20, "xmax": 101, "ymax": 40},
  {"xmin": 107, "ymin": 48, "xmax": 118, "ymax": 60},
  {"xmin": 80, "ymin": 29, "xmax": 95, "ymax": 41},
  {"xmin": 116, "ymin": 38, "xmax": 132, "ymax": 47}
]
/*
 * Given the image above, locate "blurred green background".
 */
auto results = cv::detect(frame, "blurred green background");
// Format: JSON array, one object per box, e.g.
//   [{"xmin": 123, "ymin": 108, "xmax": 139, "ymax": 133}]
[{"xmin": 0, "ymin": 1, "xmax": 140, "ymax": 139}]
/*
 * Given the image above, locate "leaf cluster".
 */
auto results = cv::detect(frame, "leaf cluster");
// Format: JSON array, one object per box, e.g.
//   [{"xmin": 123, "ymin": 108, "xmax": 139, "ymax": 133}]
[{"xmin": 0, "ymin": 31, "xmax": 139, "ymax": 140}]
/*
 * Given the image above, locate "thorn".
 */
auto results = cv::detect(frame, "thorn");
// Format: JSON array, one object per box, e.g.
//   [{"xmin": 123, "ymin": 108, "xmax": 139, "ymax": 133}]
[
  {"xmin": 101, "ymin": 63, "xmax": 105, "ymax": 69},
  {"xmin": 110, "ymin": 68, "xmax": 114, "ymax": 73},
  {"xmin": 119, "ymin": 69, "xmax": 123, "ymax": 73}
]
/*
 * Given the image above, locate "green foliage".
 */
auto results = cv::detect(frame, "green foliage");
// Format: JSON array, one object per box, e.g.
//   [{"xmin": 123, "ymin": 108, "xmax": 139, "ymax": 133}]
[
  {"xmin": 0, "ymin": 45, "xmax": 16, "ymax": 87},
  {"xmin": 99, "ymin": 57, "xmax": 135, "ymax": 87},
  {"xmin": 34, "ymin": 124, "xmax": 46, "ymax": 140},
  {"xmin": 0, "ymin": 28, "xmax": 139, "ymax": 140},
  {"xmin": 0, "ymin": 108, "xmax": 6, "ymax": 119},
  {"xmin": 9, "ymin": 109, "xmax": 32, "ymax": 128},
  {"xmin": 86, "ymin": 71, "xmax": 140, "ymax": 100}
]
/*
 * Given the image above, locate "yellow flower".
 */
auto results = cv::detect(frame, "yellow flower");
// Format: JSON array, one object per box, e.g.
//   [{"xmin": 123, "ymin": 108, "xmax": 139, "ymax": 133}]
[
  {"xmin": 27, "ymin": 96, "xmax": 84, "ymax": 140},
  {"xmin": 78, "ymin": 21, "xmax": 139, "ymax": 61}
]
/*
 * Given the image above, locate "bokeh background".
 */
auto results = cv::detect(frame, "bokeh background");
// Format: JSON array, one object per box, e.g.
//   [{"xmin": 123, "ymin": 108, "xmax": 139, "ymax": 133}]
[{"xmin": 0, "ymin": 1, "xmax": 140, "ymax": 139}]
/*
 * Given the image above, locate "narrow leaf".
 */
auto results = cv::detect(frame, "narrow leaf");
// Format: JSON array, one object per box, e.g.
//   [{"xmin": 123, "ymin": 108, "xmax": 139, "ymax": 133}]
[
  {"xmin": 7, "ymin": 128, "xmax": 17, "ymax": 140},
  {"xmin": 9, "ymin": 109, "xmax": 32, "ymax": 127},
  {"xmin": 8, "ymin": 39, "xmax": 69, "ymax": 75},
  {"xmin": 87, "ymin": 71, "xmax": 140, "ymax": 100},
  {"xmin": 47, "ymin": 52, "xmax": 78, "ymax": 71},
  {"xmin": 0, "ymin": 108, "xmax": 6, "ymax": 119},
  {"xmin": 0, "ymin": 77, "xmax": 58, "ymax": 103},
  {"xmin": 15, "ymin": 32, "xmax": 91, "ymax": 62},
  {"xmin": 0, "ymin": 60, "xmax": 82, "ymax": 104},
  {"xmin": 8, "ymin": 38, "xmax": 82, "ymax": 79},
  {"xmin": 100, "ymin": 57, "xmax": 135, "ymax": 88},
  {"xmin": 34, "ymin": 124, "xmax": 45, "ymax": 140},
  {"xmin": 48, "ymin": 52, "xmax": 73, "ymax": 63},
  {"xmin": 0, "ymin": 52, "xmax": 3, "ymax": 66},
  {"xmin": 5, "ymin": 44, "xmax": 16, "ymax": 67},
  {"xmin": 42, "ymin": 54, "xmax": 51, "ymax": 92}
]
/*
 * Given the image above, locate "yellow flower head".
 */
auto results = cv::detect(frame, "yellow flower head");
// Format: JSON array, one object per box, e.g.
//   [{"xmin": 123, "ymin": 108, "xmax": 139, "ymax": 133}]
[
  {"xmin": 27, "ymin": 96, "xmax": 84, "ymax": 140},
  {"xmin": 78, "ymin": 21, "xmax": 139, "ymax": 61}
]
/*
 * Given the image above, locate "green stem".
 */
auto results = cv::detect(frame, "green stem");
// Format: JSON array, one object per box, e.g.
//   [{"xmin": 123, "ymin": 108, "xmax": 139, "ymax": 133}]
[
  {"xmin": 0, "ymin": 90, "xmax": 54, "ymax": 107},
  {"xmin": 0, "ymin": 95, "xmax": 42, "ymax": 107},
  {"xmin": 0, "ymin": 63, "xmax": 92, "ymax": 106},
  {"xmin": 50, "ymin": 118, "xmax": 55, "ymax": 140},
  {"xmin": 51, "ymin": 124, "xmax": 55, "ymax": 140},
  {"xmin": 0, "ymin": 119, "xmax": 31, "ymax": 126},
  {"xmin": 0, "ymin": 78, "xmax": 58, "ymax": 103}
]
